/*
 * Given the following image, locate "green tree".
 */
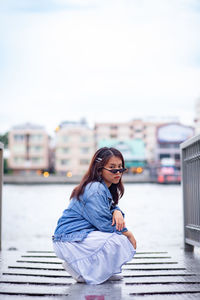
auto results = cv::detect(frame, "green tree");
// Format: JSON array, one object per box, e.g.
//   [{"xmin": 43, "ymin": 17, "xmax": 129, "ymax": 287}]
[
  {"xmin": 0, "ymin": 132, "xmax": 8, "ymax": 148},
  {"xmin": 0, "ymin": 132, "xmax": 10, "ymax": 174}
]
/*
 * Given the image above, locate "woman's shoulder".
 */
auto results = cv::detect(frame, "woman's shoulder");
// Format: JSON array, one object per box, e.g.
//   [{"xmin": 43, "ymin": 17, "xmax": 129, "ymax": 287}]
[{"xmin": 84, "ymin": 181, "xmax": 107, "ymax": 195}]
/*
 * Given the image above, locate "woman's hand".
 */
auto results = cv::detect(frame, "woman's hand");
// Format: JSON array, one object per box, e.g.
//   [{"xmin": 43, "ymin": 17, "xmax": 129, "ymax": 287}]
[{"xmin": 112, "ymin": 210, "xmax": 126, "ymax": 231}]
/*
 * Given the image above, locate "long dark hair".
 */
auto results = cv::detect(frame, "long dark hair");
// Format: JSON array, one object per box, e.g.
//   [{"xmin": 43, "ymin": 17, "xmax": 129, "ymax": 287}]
[{"xmin": 70, "ymin": 147, "xmax": 125, "ymax": 205}]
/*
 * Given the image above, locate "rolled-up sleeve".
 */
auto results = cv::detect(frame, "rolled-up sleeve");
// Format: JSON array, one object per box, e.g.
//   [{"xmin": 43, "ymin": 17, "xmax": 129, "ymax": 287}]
[
  {"xmin": 82, "ymin": 191, "xmax": 127, "ymax": 234},
  {"xmin": 110, "ymin": 204, "xmax": 125, "ymax": 218}
]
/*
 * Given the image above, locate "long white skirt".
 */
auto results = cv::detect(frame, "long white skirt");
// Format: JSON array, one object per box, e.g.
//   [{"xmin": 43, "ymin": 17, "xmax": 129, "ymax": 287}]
[{"xmin": 53, "ymin": 231, "xmax": 136, "ymax": 284}]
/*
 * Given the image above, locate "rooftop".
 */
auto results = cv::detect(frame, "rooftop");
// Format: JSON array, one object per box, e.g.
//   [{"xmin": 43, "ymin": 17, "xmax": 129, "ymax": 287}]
[{"xmin": 12, "ymin": 123, "xmax": 45, "ymax": 130}]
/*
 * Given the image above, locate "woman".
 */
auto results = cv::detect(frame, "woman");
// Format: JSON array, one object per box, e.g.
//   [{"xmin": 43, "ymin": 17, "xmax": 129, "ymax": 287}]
[{"xmin": 52, "ymin": 147, "xmax": 137, "ymax": 284}]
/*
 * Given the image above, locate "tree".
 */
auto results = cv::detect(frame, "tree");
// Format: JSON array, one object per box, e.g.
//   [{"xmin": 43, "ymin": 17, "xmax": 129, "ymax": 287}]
[
  {"xmin": 0, "ymin": 132, "xmax": 10, "ymax": 173},
  {"xmin": 0, "ymin": 132, "xmax": 8, "ymax": 148}
]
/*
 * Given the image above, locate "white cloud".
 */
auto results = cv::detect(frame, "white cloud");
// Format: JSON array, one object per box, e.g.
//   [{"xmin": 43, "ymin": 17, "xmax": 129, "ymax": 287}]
[{"xmin": 0, "ymin": 0, "xmax": 200, "ymax": 134}]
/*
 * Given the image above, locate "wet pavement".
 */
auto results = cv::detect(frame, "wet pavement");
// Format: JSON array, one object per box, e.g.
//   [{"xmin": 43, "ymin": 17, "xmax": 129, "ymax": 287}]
[{"xmin": 0, "ymin": 247, "xmax": 200, "ymax": 299}]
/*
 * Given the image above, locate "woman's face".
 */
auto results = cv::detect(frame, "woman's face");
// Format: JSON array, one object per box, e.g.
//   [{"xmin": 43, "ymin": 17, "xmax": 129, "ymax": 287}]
[{"xmin": 101, "ymin": 156, "xmax": 123, "ymax": 187}]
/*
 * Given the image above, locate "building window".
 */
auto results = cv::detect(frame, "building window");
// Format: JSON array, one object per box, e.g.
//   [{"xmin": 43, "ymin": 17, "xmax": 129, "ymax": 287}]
[
  {"xmin": 32, "ymin": 157, "xmax": 39, "ymax": 163},
  {"xmin": 135, "ymin": 129, "xmax": 142, "ymax": 133},
  {"xmin": 60, "ymin": 159, "xmax": 69, "ymax": 165},
  {"xmin": 14, "ymin": 134, "xmax": 24, "ymax": 142},
  {"xmin": 159, "ymin": 154, "xmax": 170, "ymax": 159},
  {"xmin": 13, "ymin": 144, "xmax": 26, "ymax": 153},
  {"xmin": 81, "ymin": 147, "xmax": 89, "ymax": 153},
  {"xmin": 31, "ymin": 134, "xmax": 43, "ymax": 141},
  {"xmin": 110, "ymin": 134, "xmax": 117, "ymax": 138},
  {"xmin": 159, "ymin": 143, "xmax": 168, "ymax": 149},
  {"xmin": 80, "ymin": 159, "xmax": 90, "ymax": 165},
  {"xmin": 175, "ymin": 154, "xmax": 180, "ymax": 160},
  {"xmin": 174, "ymin": 144, "xmax": 180, "ymax": 148},
  {"xmin": 80, "ymin": 136, "xmax": 88, "ymax": 142},
  {"xmin": 62, "ymin": 147, "xmax": 69, "ymax": 153},
  {"xmin": 14, "ymin": 157, "xmax": 25, "ymax": 164},
  {"xmin": 31, "ymin": 146, "xmax": 42, "ymax": 152},
  {"xmin": 159, "ymin": 143, "xmax": 180, "ymax": 149},
  {"xmin": 110, "ymin": 125, "xmax": 118, "ymax": 130},
  {"xmin": 62, "ymin": 136, "xmax": 69, "ymax": 142},
  {"xmin": 31, "ymin": 157, "xmax": 43, "ymax": 164}
]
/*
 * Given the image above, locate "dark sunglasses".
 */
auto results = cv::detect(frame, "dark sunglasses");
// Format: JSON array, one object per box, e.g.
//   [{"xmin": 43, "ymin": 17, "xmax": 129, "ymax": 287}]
[{"xmin": 103, "ymin": 167, "xmax": 127, "ymax": 174}]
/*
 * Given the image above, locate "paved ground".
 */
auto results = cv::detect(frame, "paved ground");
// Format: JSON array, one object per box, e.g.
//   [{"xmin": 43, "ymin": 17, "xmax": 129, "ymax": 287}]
[{"xmin": 0, "ymin": 247, "xmax": 200, "ymax": 299}]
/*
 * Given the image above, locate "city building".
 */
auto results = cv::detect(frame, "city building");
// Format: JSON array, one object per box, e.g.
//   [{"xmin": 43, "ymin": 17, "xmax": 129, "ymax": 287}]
[
  {"xmin": 8, "ymin": 123, "xmax": 49, "ymax": 174},
  {"xmin": 95, "ymin": 119, "xmax": 161, "ymax": 166},
  {"xmin": 153, "ymin": 122, "xmax": 194, "ymax": 183},
  {"xmin": 194, "ymin": 98, "xmax": 200, "ymax": 135},
  {"xmin": 155, "ymin": 123, "xmax": 195, "ymax": 165},
  {"xmin": 55, "ymin": 120, "xmax": 95, "ymax": 176}
]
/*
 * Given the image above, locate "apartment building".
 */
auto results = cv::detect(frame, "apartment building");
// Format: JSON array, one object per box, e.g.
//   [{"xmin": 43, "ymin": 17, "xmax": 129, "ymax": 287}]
[
  {"xmin": 8, "ymin": 123, "xmax": 49, "ymax": 174},
  {"xmin": 55, "ymin": 120, "xmax": 95, "ymax": 176},
  {"xmin": 95, "ymin": 119, "xmax": 159, "ymax": 163}
]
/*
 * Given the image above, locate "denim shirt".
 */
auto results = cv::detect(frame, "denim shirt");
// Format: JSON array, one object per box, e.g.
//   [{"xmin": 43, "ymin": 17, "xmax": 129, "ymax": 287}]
[{"xmin": 52, "ymin": 180, "xmax": 128, "ymax": 242}]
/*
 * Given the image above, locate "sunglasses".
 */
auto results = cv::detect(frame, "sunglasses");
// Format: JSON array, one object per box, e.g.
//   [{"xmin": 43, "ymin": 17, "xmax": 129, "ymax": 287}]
[{"xmin": 103, "ymin": 167, "xmax": 127, "ymax": 174}]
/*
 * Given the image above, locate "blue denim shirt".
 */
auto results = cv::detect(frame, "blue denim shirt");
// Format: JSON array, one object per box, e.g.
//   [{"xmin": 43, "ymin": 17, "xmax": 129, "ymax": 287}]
[{"xmin": 52, "ymin": 180, "xmax": 128, "ymax": 242}]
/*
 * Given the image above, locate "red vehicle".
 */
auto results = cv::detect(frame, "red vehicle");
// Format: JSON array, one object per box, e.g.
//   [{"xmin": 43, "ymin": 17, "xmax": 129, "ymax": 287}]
[{"xmin": 157, "ymin": 159, "xmax": 181, "ymax": 183}]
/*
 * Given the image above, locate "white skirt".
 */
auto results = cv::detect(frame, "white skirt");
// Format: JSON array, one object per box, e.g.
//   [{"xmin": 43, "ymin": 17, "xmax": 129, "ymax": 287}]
[{"xmin": 53, "ymin": 231, "xmax": 136, "ymax": 284}]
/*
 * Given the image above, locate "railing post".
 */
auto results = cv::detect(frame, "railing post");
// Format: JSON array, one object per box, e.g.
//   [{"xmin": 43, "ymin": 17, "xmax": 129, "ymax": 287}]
[
  {"xmin": 181, "ymin": 144, "xmax": 194, "ymax": 251},
  {"xmin": 180, "ymin": 134, "xmax": 200, "ymax": 251},
  {"xmin": 0, "ymin": 142, "xmax": 4, "ymax": 251}
]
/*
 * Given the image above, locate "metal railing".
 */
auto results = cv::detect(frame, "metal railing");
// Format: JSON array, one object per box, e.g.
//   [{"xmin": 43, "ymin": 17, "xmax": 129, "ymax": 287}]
[
  {"xmin": 181, "ymin": 134, "xmax": 200, "ymax": 251},
  {"xmin": 0, "ymin": 142, "xmax": 3, "ymax": 251}
]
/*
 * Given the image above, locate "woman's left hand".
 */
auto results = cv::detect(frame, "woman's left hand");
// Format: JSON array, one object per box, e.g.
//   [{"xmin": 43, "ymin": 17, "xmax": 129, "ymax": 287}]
[{"xmin": 112, "ymin": 210, "xmax": 126, "ymax": 231}]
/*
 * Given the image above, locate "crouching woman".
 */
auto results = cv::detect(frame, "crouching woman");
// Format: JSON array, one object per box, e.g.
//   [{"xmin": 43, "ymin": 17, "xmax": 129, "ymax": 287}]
[{"xmin": 52, "ymin": 147, "xmax": 137, "ymax": 284}]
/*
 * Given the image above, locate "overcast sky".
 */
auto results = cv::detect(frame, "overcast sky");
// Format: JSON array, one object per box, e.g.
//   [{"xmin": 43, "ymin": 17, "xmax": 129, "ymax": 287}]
[{"xmin": 0, "ymin": 0, "xmax": 200, "ymax": 135}]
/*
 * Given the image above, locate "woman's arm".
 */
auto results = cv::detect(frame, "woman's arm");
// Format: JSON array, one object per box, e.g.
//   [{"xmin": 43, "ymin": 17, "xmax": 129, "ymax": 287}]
[
  {"xmin": 122, "ymin": 230, "xmax": 137, "ymax": 249},
  {"xmin": 82, "ymin": 191, "xmax": 127, "ymax": 234}
]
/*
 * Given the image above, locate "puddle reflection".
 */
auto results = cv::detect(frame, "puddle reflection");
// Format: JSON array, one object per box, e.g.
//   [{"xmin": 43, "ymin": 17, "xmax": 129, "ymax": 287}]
[{"xmin": 65, "ymin": 282, "xmax": 122, "ymax": 300}]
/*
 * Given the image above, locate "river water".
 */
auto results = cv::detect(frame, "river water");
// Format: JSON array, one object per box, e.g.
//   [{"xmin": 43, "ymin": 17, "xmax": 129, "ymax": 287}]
[{"xmin": 2, "ymin": 183, "xmax": 184, "ymax": 251}]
